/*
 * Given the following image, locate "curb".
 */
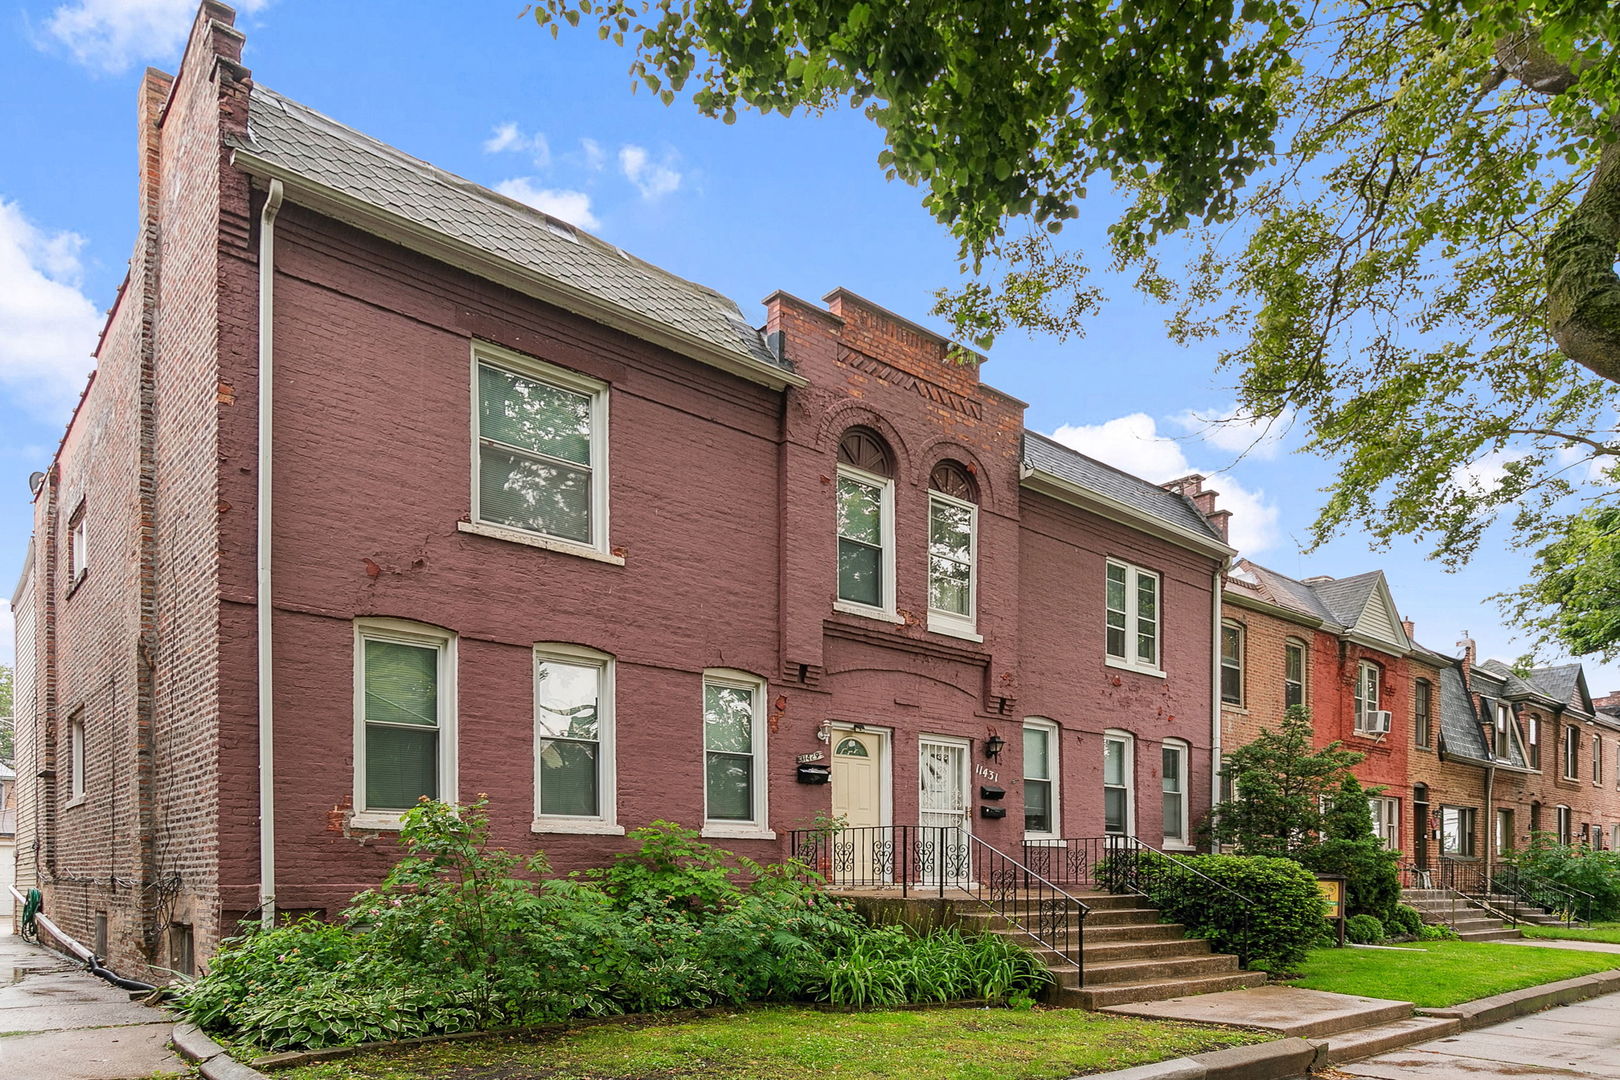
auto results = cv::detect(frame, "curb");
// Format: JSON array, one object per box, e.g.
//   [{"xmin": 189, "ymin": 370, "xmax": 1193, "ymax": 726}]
[
  {"xmin": 172, "ymin": 1022, "xmax": 275, "ymax": 1080},
  {"xmin": 1415, "ymin": 967, "xmax": 1620, "ymax": 1029},
  {"xmin": 1065, "ymin": 1037, "xmax": 1316, "ymax": 1080}
]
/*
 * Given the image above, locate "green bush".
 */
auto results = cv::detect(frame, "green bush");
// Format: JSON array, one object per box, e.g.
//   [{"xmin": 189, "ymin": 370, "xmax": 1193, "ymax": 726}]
[
  {"xmin": 1295, "ymin": 777, "xmax": 1401, "ymax": 924},
  {"xmin": 178, "ymin": 802, "xmax": 1042, "ymax": 1053},
  {"xmin": 1136, "ymin": 853, "xmax": 1326, "ymax": 975},
  {"xmin": 1418, "ymin": 922, "xmax": 1459, "ymax": 941},
  {"xmin": 1345, "ymin": 914, "xmax": 1385, "ymax": 944},
  {"xmin": 1504, "ymin": 834, "xmax": 1620, "ymax": 921},
  {"xmin": 1386, "ymin": 904, "xmax": 1423, "ymax": 938}
]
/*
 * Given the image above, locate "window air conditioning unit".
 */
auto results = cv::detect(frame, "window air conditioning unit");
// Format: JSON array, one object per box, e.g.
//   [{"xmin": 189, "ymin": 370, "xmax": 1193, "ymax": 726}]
[{"xmin": 1360, "ymin": 710, "xmax": 1393, "ymax": 734}]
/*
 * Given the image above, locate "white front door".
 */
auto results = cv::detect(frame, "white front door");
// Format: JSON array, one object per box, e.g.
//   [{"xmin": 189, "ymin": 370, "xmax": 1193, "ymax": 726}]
[
  {"xmin": 830, "ymin": 729, "xmax": 888, "ymax": 884},
  {"xmin": 918, "ymin": 736, "xmax": 970, "ymax": 885}
]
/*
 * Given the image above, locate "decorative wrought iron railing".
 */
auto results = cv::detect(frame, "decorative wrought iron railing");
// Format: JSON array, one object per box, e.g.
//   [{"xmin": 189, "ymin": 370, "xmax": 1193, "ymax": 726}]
[
  {"xmin": 1023, "ymin": 834, "xmax": 1261, "ymax": 966},
  {"xmin": 1401, "ymin": 861, "xmax": 1594, "ymax": 927},
  {"xmin": 785, "ymin": 824, "xmax": 1091, "ymax": 978}
]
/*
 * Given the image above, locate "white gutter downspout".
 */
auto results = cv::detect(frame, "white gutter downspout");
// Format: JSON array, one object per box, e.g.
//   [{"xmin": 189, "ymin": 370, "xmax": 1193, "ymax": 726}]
[
  {"xmin": 258, "ymin": 178, "xmax": 284, "ymax": 928},
  {"xmin": 1212, "ymin": 565, "xmax": 1226, "ymax": 822}
]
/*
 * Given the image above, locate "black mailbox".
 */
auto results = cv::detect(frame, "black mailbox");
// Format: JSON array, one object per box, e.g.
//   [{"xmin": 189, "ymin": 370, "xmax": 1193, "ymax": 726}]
[
  {"xmin": 979, "ymin": 785, "xmax": 1006, "ymax": 800},
  {"xmin": 979, "ymin": 805, "xmax": 1007, "ymax": 819},
  {"xmin": 796, "ymin": 763, "xmax": 831, "ymax": 785}
]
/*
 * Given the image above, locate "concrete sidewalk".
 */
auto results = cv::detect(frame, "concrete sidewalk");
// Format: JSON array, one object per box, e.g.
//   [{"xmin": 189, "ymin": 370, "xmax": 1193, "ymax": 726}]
[
  {"xmin": 0, "ymin": 930, "xmax": 186, "ymax": 1080},
  {"xmin": 1335, "ymin": 988, "xmax": 1620, "ymax": 1078}
]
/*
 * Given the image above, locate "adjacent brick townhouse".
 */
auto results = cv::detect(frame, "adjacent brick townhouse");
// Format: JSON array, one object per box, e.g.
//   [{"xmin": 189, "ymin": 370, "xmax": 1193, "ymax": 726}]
[
  {"xmin": 1219, "ymin": 561, "xmax": 1433, "ymax": 858},
  {"xmin": 9, "ymin": 3, "xmax": 1235, "ymax": 979}
]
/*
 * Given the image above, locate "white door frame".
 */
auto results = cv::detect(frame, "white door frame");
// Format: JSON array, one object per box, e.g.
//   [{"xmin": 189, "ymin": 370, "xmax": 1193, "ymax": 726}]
[
  {"xmin": 918, "ymin": 733, "xmax": 973, "ymax": 886},
  {"xmin": 829, "ymin": 721, "xmax": 894, "ymax": 830}
]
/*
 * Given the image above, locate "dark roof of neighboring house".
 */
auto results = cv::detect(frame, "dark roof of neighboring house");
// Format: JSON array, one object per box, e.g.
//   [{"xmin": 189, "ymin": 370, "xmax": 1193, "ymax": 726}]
[
  {"xmin": 1021, "ymin": 432, "xmax": 1228, "ymax": 542},
  {"xmin": 1309, "ymin": 571, "xmax": 1383, "ymax": 628},
  {"xmin": 1528, "ymin": 664, "xmax": 1584, "ymax": 708},
  {"xmin": 1476, "ymin": 660, "xmax": 1542, "ymax": 700},
  {"xmin": 235, "ymin": 85, "xmax": 784, "ymax": 374},
  {"xmin": 1232, "ymin": 562, "xmax": 1337, "ymax": 623},
  {"xmin": 1439, "ymin": 663, "xmax": 1492, "ymax": 760}
]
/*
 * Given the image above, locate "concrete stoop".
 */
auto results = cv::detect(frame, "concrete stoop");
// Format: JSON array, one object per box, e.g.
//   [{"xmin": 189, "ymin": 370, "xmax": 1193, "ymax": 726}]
[
  {"xmin": 950, "ymin": 890, "xmax": 1267, "ymax": 1008},
  {"xmin": 1401, "ymin": 888, "xmax": 1521, "ymax": 941}
]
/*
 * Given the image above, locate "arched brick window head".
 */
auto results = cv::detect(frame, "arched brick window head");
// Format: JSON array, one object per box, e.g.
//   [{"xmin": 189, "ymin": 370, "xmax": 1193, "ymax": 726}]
[
  {"xmin": 929, "ymin": 460, "xmax": 977, "ymax": 503},
  {"xmin": 838, "ymin": 427, "xmax": 894, "ymax": 476}
]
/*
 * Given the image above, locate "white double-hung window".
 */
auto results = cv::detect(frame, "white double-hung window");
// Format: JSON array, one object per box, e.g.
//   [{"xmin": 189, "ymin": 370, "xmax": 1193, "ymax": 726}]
[
  {"xmin": 534, "ymin": 645, "xmax": 620, "ymax": 834},
  {"xmin": 927, "ymin": 461, "xmax": 979, "ymax": 637},
  {"xmin": 354, "ymin": 619, "xmax": 456, "ymax": 827},
  {"xmin": 1022, "ymin": 719, "xmax": 1058, "ymax": 837},
  {"xmin": 471, "ymin": 343, "xmax": 610, "ymax": 557},
  {"xmin": 702, "ymin": 670, "xmax": 771, "ymax": 837},
  {"xmin": 835, "ymin": 428, "xmax": 897, "ymax": 617},
  {"xmin": 1105, "ymin": 560, "xmax": 1160, "ymax": 673}
]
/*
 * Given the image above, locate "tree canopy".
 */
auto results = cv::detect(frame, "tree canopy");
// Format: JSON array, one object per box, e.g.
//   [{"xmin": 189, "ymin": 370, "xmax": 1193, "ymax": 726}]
[
  {"xmin": 1204, "ymin": 706, "xmax": 1364, "ymax": 856},
  {"xmin": 526, "ymin": 0, "xmax": 1620, "ymax": 658}
]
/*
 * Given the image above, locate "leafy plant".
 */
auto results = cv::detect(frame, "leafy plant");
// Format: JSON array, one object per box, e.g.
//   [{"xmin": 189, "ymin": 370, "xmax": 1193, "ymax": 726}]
[
  {"xmin": 1387, "ymin": 904, "xmax": 1424, "ymax": 938},
  {"xmin": 819, "ymin": 925, "xmax": 1049, "ymax": 1008},
  {"xmin": 1345, "ymin": 914, "xmax": 1386, "ymax": 945},
  {"xmin": 1295, "ymin": 776, "xmax": 1401, "ymax": 924},
  {"xmin": 1137, "ymin": 852, "xmax": 1326, "ymax": 975}
]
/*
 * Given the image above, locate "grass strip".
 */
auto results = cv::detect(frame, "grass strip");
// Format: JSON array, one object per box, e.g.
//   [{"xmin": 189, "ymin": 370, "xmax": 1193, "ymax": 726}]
[
  {"xmin": 1285, "ymin": 940, "xmax": 1620, "ymax": 1007},
  {"xmin": 277, "ymin": 1004, "xmax": 1273, "ymax": 1080},
  {"xmin": 1521, "ymin": 922, "xmax": 1620, "ymax": 946}
]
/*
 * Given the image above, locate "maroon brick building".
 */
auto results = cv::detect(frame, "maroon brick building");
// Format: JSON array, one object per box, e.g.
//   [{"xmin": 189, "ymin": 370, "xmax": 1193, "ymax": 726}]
[{"xmin": 10, "ymin": 4, "xmax": 1233, "ymax": 978}]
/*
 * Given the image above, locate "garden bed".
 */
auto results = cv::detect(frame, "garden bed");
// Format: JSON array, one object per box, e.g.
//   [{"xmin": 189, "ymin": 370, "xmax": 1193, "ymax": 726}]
[
  {"xmin": 272, "ymin": 1004, "xmax": 1274, "ymax": 1080},
  {"xmin": 1284, "ymin": 940, "xmax": 1620, "ymax": 1006}
]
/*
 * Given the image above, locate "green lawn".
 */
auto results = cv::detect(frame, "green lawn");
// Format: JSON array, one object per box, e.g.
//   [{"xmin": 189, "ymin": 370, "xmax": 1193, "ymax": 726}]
[
  {"xmin": 1522, "ymin": 922, "xmax": 1620, "ymax": 945},
  {"xmin": 1285, "ymin": 940, "xmax": 1620, "ymax": 1007},
  {"xmin": 276, "ymin": 1006, "xmax": 1274, "ymax": 1080}
]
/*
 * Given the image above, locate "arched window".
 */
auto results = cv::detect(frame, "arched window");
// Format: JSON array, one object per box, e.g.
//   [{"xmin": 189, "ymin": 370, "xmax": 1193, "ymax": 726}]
[
  {"xmin": 835, "ymin": 428, "xmax": 896, "ymax": 615},
  {"xmin": 927, "ymin": 460, "xmax": 979, "ymax": 636}
]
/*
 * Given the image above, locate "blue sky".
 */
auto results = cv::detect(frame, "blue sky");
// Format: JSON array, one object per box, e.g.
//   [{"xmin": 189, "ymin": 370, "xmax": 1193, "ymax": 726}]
[{"xmin": 2, "ymin": 0, "xmax": 1609, "ymax": 695}]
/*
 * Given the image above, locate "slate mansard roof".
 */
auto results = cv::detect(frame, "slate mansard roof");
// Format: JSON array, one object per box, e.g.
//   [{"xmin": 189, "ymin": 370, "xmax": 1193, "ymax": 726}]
[
  {"xmin": 1020, "ymin": 432, "xmax": 1231, "ymax": 548},
  {"xmin": 233, "ymin": 85, "xmax": 786, "ymax": 378}
]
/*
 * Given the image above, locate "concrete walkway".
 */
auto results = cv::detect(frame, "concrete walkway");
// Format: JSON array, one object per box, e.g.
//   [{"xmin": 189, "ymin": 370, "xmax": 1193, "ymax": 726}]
[
  {"xmin": 0, "ymin": 930, "xmax": 186, "ymax": 1080},
  {"xmin": 1335, "ymin": 988, "xmax": 1620, "ymax": 1078}
]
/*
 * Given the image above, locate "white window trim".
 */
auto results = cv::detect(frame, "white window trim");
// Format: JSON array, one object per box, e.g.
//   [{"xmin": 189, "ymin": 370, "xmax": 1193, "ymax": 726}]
[
  {"xmin": 67, "ymin": 714, "xmax": 86, "ymax": 805},
  {"xmin": 834, "ymin": 463, "xmax": 897, "ymax": 621},
  {"xmin": 1219, "ymin": 621, "xmax": 1244, "ymax": 708},
  {"xmin": 69, "ymin": 511, "xmax": 88, "ymax": 584},
  {"xmin": 532, "ymin": 643, "xmax": 623, "ymax": 835},
  {"xmin": 700, "ymin": 668, "xmax": 774, "ymax": 839},
  {"xmin": 1104, "ymin": 560, "xmax": 1162, "ymax": 675},
  {"xmin": 470, "ymin": 340, "xmax": 612, "ymax": 558},
  {"xmin": 1162, "ymin": 738, "xmax": 1191, "ymax": 849},
  {"xmin": 1353, "ymin": 661, "xmax": 1383, "ymax": 733},
  {"xmin": 1022, "ymin": 718, "xmax": 1060, "ymax": 840},
  {"xmin": 1369, "ymin": 795, "xmax": 1400, "ymax": 852},
  {"xmin": 926, "ymin": 490, "xmax": 978, "ymax": 638},
  {"xmin": 1593, "ymin": 733, "xmax": 1604, "ymax": 786},
  {"xmin": 1102, "ymin": 729, "xmax": 1136, "ymax": 837},
  {"xmin": 1564, "ymin": 725, "xmax": 1580, "ymax": 780},
  {"xmin": 1284, "ymin": 638, "xmax": 1308, "ymax": 710},
  {"xmin": 351, "ymin": 618, "xmax": 458, "ymax": 831}
]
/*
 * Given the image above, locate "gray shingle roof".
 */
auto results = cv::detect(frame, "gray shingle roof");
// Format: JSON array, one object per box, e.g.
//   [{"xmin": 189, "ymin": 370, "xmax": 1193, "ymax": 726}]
[
  {"xmin": 1238, "ymin": 562, "xmax": 1339, "ymax": 623},
  {"xmin": 1528, "ymin": 664, "xmax": 1584, "ymax": 709},
  {"xmin": 1021, "ymin": 432, "xmax": 1226, "ymax": 543},
  {"xmin": 1308, "ymin": 572, "xmax": 1382, "ymax": 628},
  {"xmin": 1439, "ymin": 663, "xmax": 1491, "ymax": 760},
  {"xmin": 235, "ymin": 86, "xmax": 782, "ymax": 373}
]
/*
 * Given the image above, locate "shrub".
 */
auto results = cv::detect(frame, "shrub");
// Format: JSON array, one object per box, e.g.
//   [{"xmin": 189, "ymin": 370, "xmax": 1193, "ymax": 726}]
[
  {"xmin": 1345, "ymin": 914, "xmax": 1385, "ymax": 944},
  {"xmin": 1386, "ymin": 904, "xmax": 1423, "ymax": 938},
  {"xmin": 819, "ymin": 926, "xmax": 1049, "ymax": 1007},
  {"xmin": 1136, "ymin": 853, "xmax": 1326, "ymax": 975},
  {"xmin": 1504, "ymin": 834, "xmax": 1620, "ymax": 921},
  {"xmin": 1295, "ymin": 777, "xmax": 1401, "ymax": 924},
  {"xmin": 1418, "ymin": 922, "xmax": 1459, "ymax": 940}
]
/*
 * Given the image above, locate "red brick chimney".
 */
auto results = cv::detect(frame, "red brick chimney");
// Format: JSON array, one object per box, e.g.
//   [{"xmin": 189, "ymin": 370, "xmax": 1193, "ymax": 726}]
[
  {"xmin": 1457, "ymin": 632, "xmax": 1476, "ymax": 682},
  {"xmin": 1401, "ymin": 617, "xmax": 1415, "ymax": 639},
  {"xmin": 1161, "ymin": 474, "xmax": 1231, "ymax": 543}
]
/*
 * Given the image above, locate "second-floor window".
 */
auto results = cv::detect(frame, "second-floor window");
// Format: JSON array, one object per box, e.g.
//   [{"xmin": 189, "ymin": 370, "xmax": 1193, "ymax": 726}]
[
  {"xmin": 474, "ymin": 345, "xmax": 610, "ymax": 553},
  {"xmin": 1594, "ymin": 734, "xmax": 1603, "ymax": 784},
  {"xmin": 1105, "ymin": 561, "xmax": 1159, "ymax": 672},
  {"xmin": 1219, "ymin": 623, "xmax": 1244, "ymax": 706},
  {"xmin": 1528, "ymin": 715, "xmax": 1541, "ymax": 769},
  {"xmin": 1564, "ymin": 724, "xmax": 1579, "ymax": 780},
  {"xmin": 835, "ymin": 428, "xmax": 896, "ymax": 616},
  {"xmin": 68, "ymin": 505, "xmax": 88, "ymax": 584},
  {"xmin": 1284, "ymin": 639, "xmax": 1306, "ymax": 709},
  {"xmin": 1353, "ymin": 661, "xmax": 1386, "ymax": 732},
  {"xmin": 1414, "ymin": 679, "xmax": 1432, "ymax": 748},
  {"xmin": 927, "ymin": 462, "xmax": 978, "ymax": 635}
]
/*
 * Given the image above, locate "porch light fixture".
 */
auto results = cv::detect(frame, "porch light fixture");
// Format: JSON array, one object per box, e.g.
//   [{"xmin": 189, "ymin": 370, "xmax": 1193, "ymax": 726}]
[{"xmin": 984, "ymin": 732, "xmax": 1005, "ymax": 760}]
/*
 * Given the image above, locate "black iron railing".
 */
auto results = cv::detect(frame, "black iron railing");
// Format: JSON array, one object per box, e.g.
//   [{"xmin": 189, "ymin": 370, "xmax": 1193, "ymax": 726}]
[
  {"xmin": 786, "ymin": 825, "xmax": 1091, "ymax": 977},
  {"xmin": 1401, "ymin": 861, "xmax": 1594, "ymax": 927},
  {"xmin": 1023, "ymin": 835, "xmax": 1260, "ymax": 965}
]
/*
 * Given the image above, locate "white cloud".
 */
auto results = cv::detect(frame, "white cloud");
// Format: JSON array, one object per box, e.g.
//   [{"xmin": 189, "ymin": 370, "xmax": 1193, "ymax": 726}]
[
  {"xmin": 1170, "ymin": 403, "xmax": 1293, "ymax": 461},
  {"xmin": 43, "ymin": 0, "xmax": 270, "ymax": 73},
  {"xmin": 580, "ymin": 138, "xmax": 606, "ymax": 172},
  {"xmin": 493, "ymin": 179, "xmax": 601, "ymax": 231},
  {"xmin": 1048, "ymin": 413, "xmax": 1281, "ymax": 555},
  {"xmin": 482, "ymin": 123, "xmax": 550, "ymax": 168},
  {"xmin": 1452, "ymin": 449, "xmax": 1527, "ymax": 496},
  {"xmin": 0, "ymin": 199, "xmax": 101, "ymax": 421},
  {"xmin": 618, "ymin": 144, "xmax": 682, "ymax": 200}
]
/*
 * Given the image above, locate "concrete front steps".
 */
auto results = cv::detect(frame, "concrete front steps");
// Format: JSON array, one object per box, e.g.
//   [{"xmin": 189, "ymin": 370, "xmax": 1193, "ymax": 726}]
[
  {"xmin": 1402, "ymin": 888, "xmax": 1522, "ymax": 941},
  {"xmin": 953, "ymin": 889, "xmax": 1266, "ymax": 1009}
]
